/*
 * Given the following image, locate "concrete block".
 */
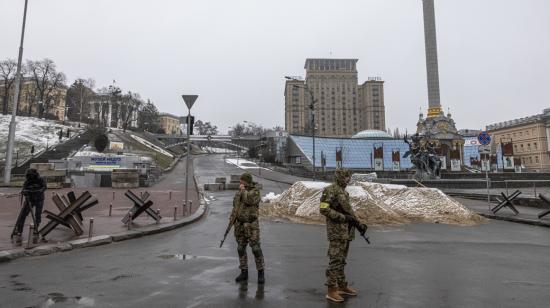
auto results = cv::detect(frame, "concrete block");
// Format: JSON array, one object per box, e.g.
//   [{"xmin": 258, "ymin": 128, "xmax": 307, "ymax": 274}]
[
  {"xmin": 30, "ymin": 163, "xmax": 54, "ymax": 171},
  {"xmin": 226, "ymin": 183, "xmax": 240, "ymax": 190},
  {"xmin": 204, "ymin": 183, "xmax": 224, "ymax": 191},
  {"xmin": 215, "ymin": 177, "xmax": 227, "ymax": 184},
  {"xmin": 112, "ymin": 169, "xmax": 139, "ymax": 188}
]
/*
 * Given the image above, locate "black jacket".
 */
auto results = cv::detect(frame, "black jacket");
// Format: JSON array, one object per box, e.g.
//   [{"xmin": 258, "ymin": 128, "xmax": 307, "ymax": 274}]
[{"xmin": 22, "ymin": 176, "xmax": 47, "ymax": 203}]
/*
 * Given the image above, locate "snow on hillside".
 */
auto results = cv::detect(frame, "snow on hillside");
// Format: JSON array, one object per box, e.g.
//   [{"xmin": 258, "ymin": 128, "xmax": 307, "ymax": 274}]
[{"xmin": 0, "ymin": 114, "xmax": 78, "ymax": 159}]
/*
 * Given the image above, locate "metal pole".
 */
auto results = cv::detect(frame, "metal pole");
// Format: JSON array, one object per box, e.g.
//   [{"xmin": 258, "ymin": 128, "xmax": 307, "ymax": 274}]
[
  {"xmin": 79, "ymin": 80, "xmax": 84, "ymax": 127},
  {"xmin": 308, "ymin": 88, "xmax": 316, "ymax": 181},
  {"xmin": 88, "ymin": 218, "xmax": 94, "ymax": 240},
  {"xmin": 184, "ymin": 108, "xmax": 191, "ymax": 208},
  {"xmin": 26, "ymin": 224, "xmax": 33, "ymax": 249},
  {"xmin": 4, "ymin": 0, "xmax": 29, "ymax": 185},
  {"xmin": 486, "ymin": 146, "xmax": 492, "ymax": 209}
]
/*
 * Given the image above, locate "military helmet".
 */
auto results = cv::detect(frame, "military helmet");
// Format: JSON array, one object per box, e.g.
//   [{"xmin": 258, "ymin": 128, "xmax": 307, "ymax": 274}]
[
  {"xmin": 334, "ymin": 168, "xmax": 352, "ymax": 186},
  {"xmin": 240, "ymin": 172, "xmax": 253, "ymax": 185}
]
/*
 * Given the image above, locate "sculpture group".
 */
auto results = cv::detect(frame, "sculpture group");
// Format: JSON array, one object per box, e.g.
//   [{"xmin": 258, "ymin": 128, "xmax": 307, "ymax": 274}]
[{"xmin": 404, "ymin": 133, "xmax": 442, "ymax": 180}]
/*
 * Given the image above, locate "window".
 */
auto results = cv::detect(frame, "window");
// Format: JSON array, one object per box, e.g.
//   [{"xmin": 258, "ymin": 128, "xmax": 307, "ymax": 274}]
[
  {"xmin": 536, "ymin": 156, "xmax": 539, "ymax": 163},
  {"xmin": 528, "ymin": 143, "xmax": 531, "ymax": 151},
  {"xmin": 534, "ymin": 142, "xmax": 538, "ymax": 149}
]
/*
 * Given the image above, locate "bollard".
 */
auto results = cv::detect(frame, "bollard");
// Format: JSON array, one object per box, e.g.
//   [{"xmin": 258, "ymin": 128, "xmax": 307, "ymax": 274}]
[
  {"xmin": 156, "ymin": 209, "xmax": 161, "ymax": 224},
  {"xmin": 173, "ymin": 206, "xmax": 177, "ymax": 221},
  {"xmin": 189, "ymin": 201, "xmax": 193, "ymax": 215},
  {"xmin": 88, "ymin": 218, "xmax": 94, "ymax": 240},
  {"xmin": 127, "ymin": 211, "xmax": 133, "ymax": 230},
  {"xmin": 108, "ymin": 203, "xmax": 113, "ymax": 216},
  {"xmin": 534, "ymin": 182, "xmax": 537, "ymax": 198},
  {"xmin": 26, "ymin": 224, "xmax": 34, "ymax": 249},
  {"xmin": 140, "ymin": 191, "xmax": 143, "ymax": 199},
  {"xmin": 169, "ymin": 191, "xmax": 172, "ymax": 200},
  {"xmin": 113, "ymin": 191, "xmax": 115, "ymax": 200}
]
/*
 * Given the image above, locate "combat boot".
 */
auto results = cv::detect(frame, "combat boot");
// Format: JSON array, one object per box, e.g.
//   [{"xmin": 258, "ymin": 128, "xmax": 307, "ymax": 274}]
[
  {"xmin": 235, "ymin": 269, "xmax": 248, "ymax": 282},
  {"xmin": 338, "ymin": 285, "xmax": 358, "ymax": 296},
  {"xmin": 326, "ymin": 287, "xmax": 344, "ymax": 303},
  {"xmin": 257, "ymin": 270, "xmax": 265, "ymax": 284}
]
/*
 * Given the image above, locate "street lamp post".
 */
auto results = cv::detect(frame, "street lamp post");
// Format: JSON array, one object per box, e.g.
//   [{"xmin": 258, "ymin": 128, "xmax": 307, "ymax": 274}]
[
  {"xmin": 4, "ymin": 0, "xmax": 29, "ymax": 185},
  {"xmin": 285, "ymin": 76, "xmax": 317, "ymax": 181},
  {"xmin": 78, "ymin": 79, "xmax": 84, "ymax": 128},
  {"xmin": 182, "ymin": 95, "xmax": 198, "ymax": 214}
]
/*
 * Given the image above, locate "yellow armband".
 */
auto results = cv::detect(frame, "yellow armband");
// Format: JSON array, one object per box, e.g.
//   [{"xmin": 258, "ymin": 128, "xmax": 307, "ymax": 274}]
[{"xmin": 320, "ymin": 202, "xmax": 330, "ymax": 209}]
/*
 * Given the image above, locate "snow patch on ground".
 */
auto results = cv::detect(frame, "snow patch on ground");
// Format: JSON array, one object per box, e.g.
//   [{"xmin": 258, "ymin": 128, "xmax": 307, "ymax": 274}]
[
  {"xmin": 260, "ymin": 181, "xmax": 485, "ymax": 226},
  {"xmin": 204, "ymin": 146, "xmax": 235, "ymax": 154},
  {"xmin": 261, "ymin": 192, "xmax": 281, "ymax": 203},
  {"xmin": 0, "ymin": 114, "xmax": 80, "ymax": 160},
  {"xmin": 225, "ymin": 158, "xmax": 269, "ymax": 170}
]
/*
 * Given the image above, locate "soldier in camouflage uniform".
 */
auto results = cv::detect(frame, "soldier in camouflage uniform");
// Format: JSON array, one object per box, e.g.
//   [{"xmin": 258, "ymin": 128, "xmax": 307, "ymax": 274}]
[
  {"xmin": 230, "ymin": 172, "xmax": 265, "ymax": 284},
  {"xmin": 320, "ymin": 168, "xmax": 368, "ymax": 302}
]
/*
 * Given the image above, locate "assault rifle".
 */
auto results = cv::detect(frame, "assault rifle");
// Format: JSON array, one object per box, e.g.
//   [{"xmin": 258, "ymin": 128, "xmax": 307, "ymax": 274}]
[
  {"xmin": 220, "ymin": 190, "xmax": 243, "ymax": 248},
  {"xmin": 333, "ymin": 205, "xmax": 371, "ymax": 244},
  {"xmin": 220, "ymin": 214, "xmax": 237, "ymax": 248}
]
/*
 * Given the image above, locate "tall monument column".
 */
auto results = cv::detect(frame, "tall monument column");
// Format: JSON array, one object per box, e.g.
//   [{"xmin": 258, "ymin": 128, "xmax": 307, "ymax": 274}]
[{"xmin": 422, "ymin": 0, "xmax": 442, "ymax": 118}]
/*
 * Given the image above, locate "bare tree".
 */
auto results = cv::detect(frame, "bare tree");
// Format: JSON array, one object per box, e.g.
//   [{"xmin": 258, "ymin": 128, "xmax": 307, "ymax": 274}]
[
  {"xmin": 0, "ymin": 59, "xmax": 18, "ymax": 115},
  {"xmin": 65, "ymin": 78, "xmax": 95, "ymax": 123},
  {"xmin": 26, "ymin": 58, "xmax": 66, "ymax": 118},
  {"xmin": 122, "ymin": 91, "xmax": 142, "ymax": 132}
]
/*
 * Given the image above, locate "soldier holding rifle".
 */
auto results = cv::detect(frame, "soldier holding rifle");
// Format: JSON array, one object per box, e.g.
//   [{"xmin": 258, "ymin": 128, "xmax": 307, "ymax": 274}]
[
  {"xmin": 320, "ymin": 168, "xmax": 369, "ymax": 303},
  {"xmin": 221, "ymin": 172, "xmax": 265, "ymax": 284}
]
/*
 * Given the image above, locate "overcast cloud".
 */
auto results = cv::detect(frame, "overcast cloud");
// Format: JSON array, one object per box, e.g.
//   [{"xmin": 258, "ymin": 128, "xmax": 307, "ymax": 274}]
[{"xmin": 1, "ymin": 0, "xmax": 549, "ymax": 133}]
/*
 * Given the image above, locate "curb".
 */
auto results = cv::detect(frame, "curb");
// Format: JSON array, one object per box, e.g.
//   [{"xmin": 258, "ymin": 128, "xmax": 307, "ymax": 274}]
[
  {"xmin": 0, "ymin": 200, "xmax": 207, "ymax": 264},
  {"xmin": 477, "ymin": 212, "xmax": 550, "ymax": 228}
]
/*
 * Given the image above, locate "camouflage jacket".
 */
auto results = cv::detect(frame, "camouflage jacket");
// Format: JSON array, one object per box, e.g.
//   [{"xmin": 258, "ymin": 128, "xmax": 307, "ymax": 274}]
[
  {"xmin": 230, "ymin": 183, "xmax": 261, "ymax": 223},
  {"xmin": 320, "ymin": 183, "xmax": 357, "ymax": 241}
]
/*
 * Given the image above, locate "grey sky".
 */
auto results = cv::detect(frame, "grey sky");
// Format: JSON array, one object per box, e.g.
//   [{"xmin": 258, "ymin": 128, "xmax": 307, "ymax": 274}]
[{"xmin": 1, "ymin": 0, "xmax": 549, "ymax": 134}]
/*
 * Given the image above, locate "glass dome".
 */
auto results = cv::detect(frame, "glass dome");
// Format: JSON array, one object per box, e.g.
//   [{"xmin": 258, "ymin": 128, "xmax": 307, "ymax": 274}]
[{"xmin": 351, "ymin": 130, "xmax": 393, "ymax": 139}]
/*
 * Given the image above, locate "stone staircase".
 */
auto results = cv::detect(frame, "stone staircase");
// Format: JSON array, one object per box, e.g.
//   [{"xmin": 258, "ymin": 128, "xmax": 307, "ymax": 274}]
[{"xmin": 12, "ymin": 129, "xmax": 96, "ymax": 175}]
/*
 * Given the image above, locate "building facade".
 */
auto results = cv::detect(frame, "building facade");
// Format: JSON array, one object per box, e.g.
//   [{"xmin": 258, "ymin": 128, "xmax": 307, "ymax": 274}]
[
  {"xmin": 284, "ymin": 59, "xmax": 385, "ymax": 138},
  {"xmin": 487, "ymin": 109, "xmax": 550, "ymax": 172},
  {"xmin": 159, "ymin": 113, "xmax": 182, "ymax": 135},
  {"xmin": 0, "ymin": 78, "xmax": 67, "ymax": 121}
]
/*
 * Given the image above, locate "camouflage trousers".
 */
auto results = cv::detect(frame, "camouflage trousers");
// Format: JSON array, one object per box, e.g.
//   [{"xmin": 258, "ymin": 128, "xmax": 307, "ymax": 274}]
[
  {"xmin": 325, "ymin": 240, "xmax": 350, "ymax": 288},
  {"xmin": 234, "ymin": 220, "xmax": 265, "ymax": 271}
]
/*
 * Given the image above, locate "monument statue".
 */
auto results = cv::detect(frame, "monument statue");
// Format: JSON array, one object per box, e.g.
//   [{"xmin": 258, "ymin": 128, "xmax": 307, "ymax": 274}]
[{"xmin": 404, "ymin": 133, "xmax": 442, "ymax": 180}]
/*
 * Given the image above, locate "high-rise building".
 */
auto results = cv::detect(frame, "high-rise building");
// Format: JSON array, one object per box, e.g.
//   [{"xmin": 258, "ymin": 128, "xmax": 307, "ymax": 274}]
[{"xmin": 284, "ymin": 58, "xmax": 385, "ymax": 137}]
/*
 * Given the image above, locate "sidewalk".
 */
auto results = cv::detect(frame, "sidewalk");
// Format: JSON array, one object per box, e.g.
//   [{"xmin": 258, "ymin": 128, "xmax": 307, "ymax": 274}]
[
  {"xmin": 0, "ymin": 160, "xmax": 202, "ymax": 257},
  {"xmin": 454, "ymin": 197, "xmax": 550, "ymax": 227}
]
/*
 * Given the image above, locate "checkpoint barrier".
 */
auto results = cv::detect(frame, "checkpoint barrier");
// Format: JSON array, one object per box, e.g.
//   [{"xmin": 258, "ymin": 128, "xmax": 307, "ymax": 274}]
[
  {"xmin": 122, "ymin": 190, "xmax": 161, "ymax": 225},
  {"xmin": 537, "ymin": 194, "xmax": 550, "ymax": 219},
  {"xmin": 39, "ymin": 191, "xmax": 98, "ymax": 237},
  {"xmin": 491, "ymin": 190, "xmax": 521, "ymax": 215}
]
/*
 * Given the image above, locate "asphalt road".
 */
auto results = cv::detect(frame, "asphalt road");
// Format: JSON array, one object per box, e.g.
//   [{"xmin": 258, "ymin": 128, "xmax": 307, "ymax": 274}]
[{"xmin": 1, "ymin": 154, "xmax": 550, "ymax": 308}]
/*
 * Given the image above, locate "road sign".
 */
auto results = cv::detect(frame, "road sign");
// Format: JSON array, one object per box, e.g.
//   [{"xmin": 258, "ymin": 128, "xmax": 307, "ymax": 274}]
[
  {"xmin": 181, "ymin": 95, "xmax": 198, "ymax": 110},
  {"xmin": 477, "ymin": 131, "xmax": 492, "ymax": 146}
]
